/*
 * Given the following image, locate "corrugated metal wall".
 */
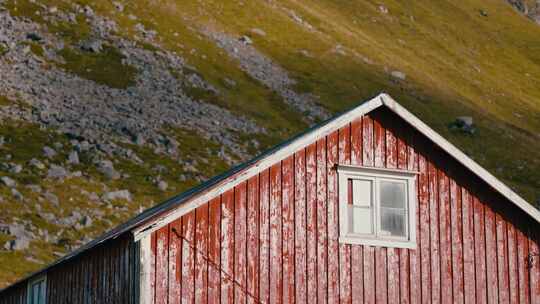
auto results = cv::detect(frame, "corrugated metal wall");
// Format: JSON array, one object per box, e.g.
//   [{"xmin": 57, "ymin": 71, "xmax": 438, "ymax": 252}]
[
  {"xmin": 148, "ymin": 107, "xmax": 540, "ymax": 303},
  {"xmin": 0, "ymin": 234, "xmax": 140, "ymax": 304}
]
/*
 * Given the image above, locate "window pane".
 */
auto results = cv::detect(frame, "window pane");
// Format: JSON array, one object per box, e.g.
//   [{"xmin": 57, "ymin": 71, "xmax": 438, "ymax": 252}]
[
  {"xmin": 379, "ymin": 208, "xmax": 406, "ymax": 237},
  {"xmin": 352, "ymin": 179, "xmax": 372, "ymax": 207},
  {"xmin": 349, "ymin": 205, "xmax": 372, "ymax": 234},
  {"xmin": 380, "ymin": 181, "xmax": 406, "ymax": 208}
]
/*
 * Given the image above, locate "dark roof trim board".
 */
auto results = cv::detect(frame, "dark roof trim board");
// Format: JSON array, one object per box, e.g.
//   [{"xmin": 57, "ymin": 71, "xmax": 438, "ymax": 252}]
[{"xmin": 2, "ymin": 93, "xmax": 538, "ymax": 293}]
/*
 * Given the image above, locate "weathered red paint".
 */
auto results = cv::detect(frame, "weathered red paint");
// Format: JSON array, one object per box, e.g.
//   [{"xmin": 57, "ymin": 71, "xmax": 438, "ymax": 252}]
[
  {"xmin": 316, "ymin": 138, "xmax": 328, "ymax": 304},
  {"xmin": 234, "ymin": 182, "xmax": 247, "ymax": 304},
  {"xmin": 195, "ymin": 204, "xmax": 209, "ymax": 303},
  {"xmin": 221, "ymin": 190, "xmax": 235, "ymax": 304},
  {"xmin": 338, "ymin": 126, "xmax": 352, "ymax": 304},
  {"xmin": 247, "ymin": 175, "xmax": 260, "ymax": 304},
  {"xmin": 207, "ymin": 197, "xmax": 221, "ymax": 304},
  {"xmin": 181, "ymin": 211, "xmax": 195, "ymax": 304},
  {"xmin": 294, "ymin": 149, "xmax": 307, "ymax": 304},
  {"xmin": 169, "ymin": 217, "xmax": 182, "ymax": 304},
  {"xmin": 282, "ymin": 156, "xmax": 295, "ymax": 304},
  {"xmin": 350, "ymin": 118, "xmax": 363, "ymax": 304},
  {"xmin": 269, "ymin": 163, "xmax": 282, "ymax": 304},
  {"xmin": 259, "ymin": 169, "xmax": 270, "ymax": 304},
  {"xmin": 305, "ymin": 143, "xmax": 318, "ymax": 303}
]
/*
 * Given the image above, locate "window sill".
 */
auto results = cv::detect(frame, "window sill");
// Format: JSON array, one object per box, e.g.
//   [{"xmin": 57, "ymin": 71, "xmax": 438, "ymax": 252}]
[{"xmin": 339, "ymin": 235, "xmax": 417, "ymax": 249}]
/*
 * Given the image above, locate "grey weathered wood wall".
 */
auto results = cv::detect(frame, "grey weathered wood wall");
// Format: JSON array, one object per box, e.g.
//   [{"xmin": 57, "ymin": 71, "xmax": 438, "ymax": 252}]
[{"xmin": 0, "ymin": 233, "xmax": 139, "ymax": 304}]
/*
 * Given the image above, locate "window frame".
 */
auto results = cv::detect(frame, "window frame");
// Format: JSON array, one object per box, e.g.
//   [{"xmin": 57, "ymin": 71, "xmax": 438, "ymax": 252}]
[
  {"xmin": 26, "ymin": 274, "xmax": 47, "ymax": 304},
  {"xmin": 337, "ymin": 164, "xmax": 418, "ymax": 249}
]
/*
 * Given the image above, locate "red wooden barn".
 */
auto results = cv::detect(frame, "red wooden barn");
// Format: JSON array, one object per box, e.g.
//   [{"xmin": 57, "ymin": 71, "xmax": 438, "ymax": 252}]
[{"xmin": 1, "ymin": 93, "xmax": 539, "ymax": 304}]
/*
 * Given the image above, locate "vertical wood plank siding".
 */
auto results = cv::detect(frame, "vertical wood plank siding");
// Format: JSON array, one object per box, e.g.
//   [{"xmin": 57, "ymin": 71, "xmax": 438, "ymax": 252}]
[
  {"xmin": 0, "ymin": 234, "xmax": 139, "ymax": 304},
  {"xmin": 3, "ymin": 107, "xmax": 539, "ymax": 304},
  {"xmin": 141, "ymin": 107, "xmax": 539, "ymax": 303}
]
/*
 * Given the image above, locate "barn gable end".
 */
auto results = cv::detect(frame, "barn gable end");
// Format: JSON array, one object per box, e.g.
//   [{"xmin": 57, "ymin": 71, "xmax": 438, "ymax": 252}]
[{"xmin": 139, "ymin": 94, "xmax": 540, "ymax": 304}]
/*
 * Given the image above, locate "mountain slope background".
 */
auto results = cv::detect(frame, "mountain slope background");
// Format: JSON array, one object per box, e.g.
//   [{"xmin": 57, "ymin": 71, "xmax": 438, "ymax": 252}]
[{"xmin": 0, "ymin": 0, "xmax": 539, "ymax": 287}]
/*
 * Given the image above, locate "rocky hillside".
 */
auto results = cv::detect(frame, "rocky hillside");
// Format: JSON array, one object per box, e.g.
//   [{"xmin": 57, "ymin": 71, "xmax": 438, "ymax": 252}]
[
  {"xmin": 508, "ymin": 0, "xmax": 540, "ymax": 23},
  {"xmin": 0, "ymin": 0, "xmax": 539, "ymax": 287}
]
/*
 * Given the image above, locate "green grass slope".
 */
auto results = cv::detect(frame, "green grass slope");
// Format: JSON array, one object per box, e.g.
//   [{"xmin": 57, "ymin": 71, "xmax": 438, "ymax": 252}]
[{"xmin": 0, "ymin": 0, "xmax": 539, "ymax": 288}]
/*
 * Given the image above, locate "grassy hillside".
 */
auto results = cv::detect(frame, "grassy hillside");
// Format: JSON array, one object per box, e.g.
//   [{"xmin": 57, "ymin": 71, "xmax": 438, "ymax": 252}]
[{"xmin": 0, "ymin": 0, "xmax": 539, "ymax": 287}]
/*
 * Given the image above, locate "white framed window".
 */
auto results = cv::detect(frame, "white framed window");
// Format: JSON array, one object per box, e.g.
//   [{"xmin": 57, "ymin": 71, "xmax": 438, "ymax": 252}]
[
  {"xmin": 337, "ymin": 164, "xmax": 417, "ymax": 249},
  {"xmin": 27, "ymin": 274, "xmax": 47, "ymax": 304}
]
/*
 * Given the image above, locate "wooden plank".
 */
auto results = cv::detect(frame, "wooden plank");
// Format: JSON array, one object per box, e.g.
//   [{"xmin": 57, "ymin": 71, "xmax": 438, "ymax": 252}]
[
  {"xmin": 106, "ymin": 238, "xmax": 112, "ymax": 304},
  {"xmin": 208, "ymin": 197, "xmax": 221, "ymax": 304},
  {"xmin": 99, "ymin": 233, "xmax": 106, "ymax": 303},
  {"xmin": 247, "ymin": 175, "xmax": 260, "ymax": 304},
  {"xmin": 374, "ymin": 246, "xmax": 388, "ymax": 304},
  {"xmin": 150, "ymin": 233, "xmax": 157, "ymax": 304},
  {"xmin": 294, "ymin": 149, "xmax": 307, "ymax": 304},
  {"xmin": 373, "ymin": 115, "xmax": 388, "ymax": 304},
  {"xmin": 363, "ymin": 245, "xmax": 376, "ymax": 304},
  {"xmin": 507, "ymin": 222, "xmax": 519, "ymax": 304},
  {"xmin": 282, "ymin": 155, "xmax": 295, "ymax": 304},
  {"xmin": 327, "ymin": 131, "xmax": 340, "ymax": 304},
  {"xmin": 387, "ymin": 247, "xmax": 400, "ymax": 303},
  {"xmin": 93, "ymin": 242, "xmax": 100, "ymax": 304},
  {"xmin": 438, "ymin": 170, "xmax": 453, "ymax": 304},
  {"xmin": 418, "ymin": 152, "xmax": 430, "ymax": 304},
  {"xmin": 269, "ymin": 163, "xmax": 283, "ymax": 304},
  {"xmin": 351, "ymin": 117, "xmax": 363, "ymax": 165},
  {"xmin": 169, "ymin": 218, "xmax": 182, "ymax": 304},
  {"xmin": 517, "ymin": 226, "xmax": 530, "ymax": 304},
  {"xmin": 408, "ymin": 141, "xmax": 421, "ymax": 304},
  {"xmin": 94, "ymin": 239, "xmax": 101, "ymax": 303},
  {"xmin": 495, "ymin": 213, "xmax": 509, "ymax": 304},
  {"xmin": 473, "ymin": 197, "xmax": 487, "ymax": 304},
  {"xmin": 155, "ymin": 225, "xmax": 169, "ymax": 304},
  {"xmin": 397, "ymin": 128, "xmax": 410, "ymax": 304},
  {"xmin": 461, "ymin": 189, "xmax": 476, "ymax": 304},
  {"xmin": 117, "ymin": 241, "xmax": 124, "ymax": 303},
  {"xmin": 113, "ymin": 240, "xmax": 120, "ymax": 303},
  {"xmin": 373, "ymin": 114, "xmax": 385, "ymax": 168},
  {"xmin": 316, "ymin": 138, "xmax": 328, "ymax": 304},
  {"xmin": 182, "ymin": 211, "xmax": 196, "ymax": 304},
  {"xmin": 362, "ymin": 115, "xmax": 374, "ymax": 166},
  {"xmin": 484, "ymin": 204, "xmax": 498, "ymax": 304},
  {"xmin": 362, "ymin": 115, "xmax": 375, "ymax": 304},
  {"xmin": 529, "ymin": 227, "xmax": 540, "ymax": 304},
  {"xmin": 80, "ymin": 253, "xmax": 87, "ymax": 304},
  {"xmin": 386, "ymin": 123, "xmax": 400, "ymax": 304},
  {"xmin": 259, "ymin": 169, "xmax": 271, "ymax": 303},
  {"xmin": 305, "ymin": 143, "xmax": 318, "ymax": 303},
  {"xmin": 66, "ymin": 251, "xmax": 73, "ymax": 303},
  {"xmin": 350, "ymin": 118, "xmax": 364, "ymax": 304},
  {"xmin": 450, "ymin": 180, "xmax": 464, "ymax": 304},
  {"xmin": 221, "ymin": 189, "xmax": 235, "ymax": 304},
  {"xmin": 73, "ymin": 255, "xmax": 80, "ymax": 304},
  {"xmin": 428, "ymin": 160, "xmax": 441, "ymax": 304},
  {"xmin": 195, "ymin": 204, "xmax": 209, "ymax": 304},
  {"xmin": 338, "ymin": 125, "xmax": 352, "ymax": 304},
  {"xmin": 234, "ymin": 182, "xmax": 248, "ymax": 304}
]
